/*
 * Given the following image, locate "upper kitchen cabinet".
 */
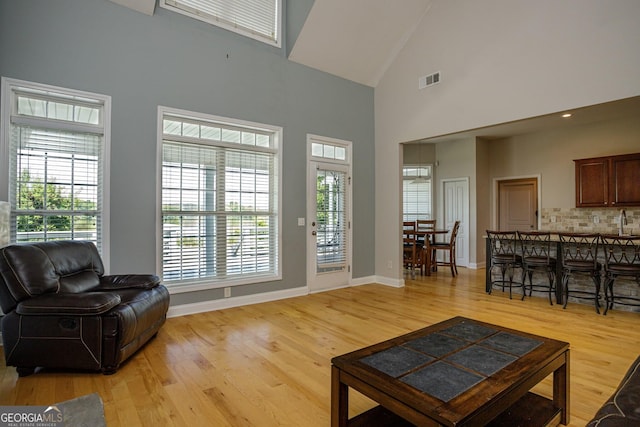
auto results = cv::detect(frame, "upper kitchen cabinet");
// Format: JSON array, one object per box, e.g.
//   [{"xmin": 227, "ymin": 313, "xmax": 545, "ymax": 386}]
[{"xmin": 575, "ymin": 153, "xmax": 640, "ymax": 207}]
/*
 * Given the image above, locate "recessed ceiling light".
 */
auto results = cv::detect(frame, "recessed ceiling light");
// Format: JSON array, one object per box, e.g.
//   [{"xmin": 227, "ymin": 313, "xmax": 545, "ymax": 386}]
[{"xmin": 562, "ymin": 113, "xmax": 572, "ymax": 118}]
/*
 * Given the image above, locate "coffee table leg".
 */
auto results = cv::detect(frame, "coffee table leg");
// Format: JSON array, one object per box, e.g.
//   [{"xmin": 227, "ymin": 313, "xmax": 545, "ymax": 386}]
[
  {"xmin": 553, "ymin": 349, "xmax": 570, "ymax": 425},
  {"xmin": 331, "ymin": 366, "xmax": 349, "ymax": 427}
]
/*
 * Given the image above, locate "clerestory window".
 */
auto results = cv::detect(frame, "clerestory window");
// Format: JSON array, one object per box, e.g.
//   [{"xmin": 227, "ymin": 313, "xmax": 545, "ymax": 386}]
[{"xmin": 159, "ymin": 0, "xmax": 281, "ymax": 47}]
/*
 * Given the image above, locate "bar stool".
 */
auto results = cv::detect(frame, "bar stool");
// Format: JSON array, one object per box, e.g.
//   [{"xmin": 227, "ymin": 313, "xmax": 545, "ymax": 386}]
[
  {"xmin": 518, "ymin": 231, "xmax": 556, "ymax": 305},
  {"xmin": 601, "ymin": 235, "xmax": 640, "ymax": 315},
  {"xmin": 486, "ymin": 230, "xmax": 523, "ymax": 299},
  {"xmin": 558, "ymin": 233, "xmax": 602, "ymax": 313}
]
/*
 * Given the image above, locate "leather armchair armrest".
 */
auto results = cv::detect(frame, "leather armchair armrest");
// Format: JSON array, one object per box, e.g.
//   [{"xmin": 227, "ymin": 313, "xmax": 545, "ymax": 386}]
[
  {"xmin": 98, "ymin": 274, "xmax": 160, "ymax": 290},
  {"xmin": 16, "ymin": 292, "xmax": 121, "ymax": 316}
]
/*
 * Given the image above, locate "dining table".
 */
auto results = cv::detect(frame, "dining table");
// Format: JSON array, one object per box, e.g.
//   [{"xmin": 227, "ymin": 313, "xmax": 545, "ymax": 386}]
[{"xmin": 405, "ymin": 228, "xmax": 450, "ymax": 277}]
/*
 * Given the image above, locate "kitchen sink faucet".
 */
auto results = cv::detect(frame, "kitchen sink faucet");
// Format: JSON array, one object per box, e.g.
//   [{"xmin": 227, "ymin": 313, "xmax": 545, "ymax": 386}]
[{"xmin": 619, "ymin": 209, "xmax": 627, "ymax": 236}]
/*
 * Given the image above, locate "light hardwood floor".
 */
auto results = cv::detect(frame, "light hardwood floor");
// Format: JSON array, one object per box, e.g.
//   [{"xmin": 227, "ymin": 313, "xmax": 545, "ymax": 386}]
[{"xmin": 1, "ymin": 267, "xmax": 639, "ymax": 426}]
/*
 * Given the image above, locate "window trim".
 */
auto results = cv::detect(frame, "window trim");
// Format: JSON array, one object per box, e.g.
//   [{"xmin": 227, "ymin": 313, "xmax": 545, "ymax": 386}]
[
  {"xmin": 159, "ymin": 0, "xmax": 282, "ymax": 48},
  {"xmin": 156, "ymin": 105, "xmax": 282, "ymax": 294},
  {"xmin": 0, "ymin": 77, "xmax": 111, "ymax": 268}
]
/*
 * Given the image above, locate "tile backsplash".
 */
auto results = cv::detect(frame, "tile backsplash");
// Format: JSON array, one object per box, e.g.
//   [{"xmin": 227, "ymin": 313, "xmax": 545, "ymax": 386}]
[{"xmin": 541, "ymin": 207, "xmax": 639, "ymax": 234}]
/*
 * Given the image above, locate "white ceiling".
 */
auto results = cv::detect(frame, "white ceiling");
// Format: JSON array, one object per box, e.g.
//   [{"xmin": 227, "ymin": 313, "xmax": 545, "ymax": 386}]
[
  {"xmin": 288, "ymin": 0, "xmax": 433, "ymax": 87},
  {"xmin": 108, "ymin": 0, "xmax": 155, "ymax": 15},
  {"xmin": 411, "ymin": 95, "xmax": 640, "ymax": 145}
]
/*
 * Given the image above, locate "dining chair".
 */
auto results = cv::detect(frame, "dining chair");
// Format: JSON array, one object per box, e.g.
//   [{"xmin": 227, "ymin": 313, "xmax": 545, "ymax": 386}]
[
  {"xmin": 600, "ymin": 235, "xmax": 640, "ymax": 315},
  {"xmin": 518, "ymin": 231, "xmax": 556, "ymax": 305},
  {"xmin": 402, "ymin": 221, "xmax": 419, "ymax": 274},
  {"xmin": 416, "ymin": 219, "xmax": 436, "ymax": 273},
  {"xmin": 486, "ymin": 230, "xmax": 523, "ymax": 299},
  {"xmin": 431, "ymin": 220, "xmax": 460, "ymax": 277},
  {"xmin": 558, "ymin": 233, "xmax": 602, "ymax": 313},
  {"xmin": 416, "ymin": 219, "xmax": 436, "ymax": 244}
]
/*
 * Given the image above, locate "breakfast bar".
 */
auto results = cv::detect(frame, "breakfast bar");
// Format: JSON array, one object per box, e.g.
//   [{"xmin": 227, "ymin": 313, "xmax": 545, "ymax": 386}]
[{"xmin": 485, "ymin": 231, "xmax": 640, "ymax": 313}]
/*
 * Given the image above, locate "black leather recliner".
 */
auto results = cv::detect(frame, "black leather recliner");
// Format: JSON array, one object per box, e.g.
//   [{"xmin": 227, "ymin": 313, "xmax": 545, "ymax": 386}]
[{"xmin": 0, "ymin": 240, "xmax": 170, "ymax": 376}]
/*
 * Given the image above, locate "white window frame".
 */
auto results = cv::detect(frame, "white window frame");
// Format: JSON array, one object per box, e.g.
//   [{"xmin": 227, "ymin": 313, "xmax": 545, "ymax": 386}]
[
  {"xmin": 159, "ymin": 0, "xmax": 282, "ymax": 48},
  {"xmin": 0, "ymin": 77, "xmax": 111, "ymax": 267},
  {"xmin": 157, "ymin": 106, "xmax": 282, "ymax": 293}
]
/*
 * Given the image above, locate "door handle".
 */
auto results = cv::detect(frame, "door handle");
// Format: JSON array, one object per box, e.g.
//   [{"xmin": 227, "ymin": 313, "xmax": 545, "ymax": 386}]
[{"xmin": 312, "ymin": 231, "xmax": 317, "ymax": 236}]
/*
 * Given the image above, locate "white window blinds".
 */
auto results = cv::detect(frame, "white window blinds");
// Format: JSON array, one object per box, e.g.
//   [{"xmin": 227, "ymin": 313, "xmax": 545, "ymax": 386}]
[
  {"xmin": 160, "ymin": 109, "xmax": 281, "ymax": 288},
  {"xmin": 160, "ymin": 0, "xmax": 281, "ymax": 46},
  {"xmin": 403, "ymin": 166, "xmax": 432, "ymax": 222},
  {"xmin": 1, "ymin": 79, "xmax": 109, "ymax": 253}
]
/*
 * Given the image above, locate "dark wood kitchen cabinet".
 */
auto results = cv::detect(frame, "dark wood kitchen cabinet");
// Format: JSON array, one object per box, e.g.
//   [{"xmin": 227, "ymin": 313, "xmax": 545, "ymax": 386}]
[{"xmin": 575, "ymin": 153, "xmax": 640, "ymax": 207}]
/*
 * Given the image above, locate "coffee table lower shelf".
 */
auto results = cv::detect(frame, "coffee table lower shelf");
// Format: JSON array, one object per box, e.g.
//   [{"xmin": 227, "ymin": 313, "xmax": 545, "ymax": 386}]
[{"xmin": 347, "ymin": 392, "xmax": 561, "ymax": 427}]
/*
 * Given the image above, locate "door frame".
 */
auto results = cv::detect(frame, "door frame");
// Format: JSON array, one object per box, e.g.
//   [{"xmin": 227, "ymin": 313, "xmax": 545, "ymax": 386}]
[
  {"xmin": 306, "ymin": 134, "xmax": 352, "ymax": 293},
  {"xmin": 492, "ymin": 174, "xmax": 541, "ymax": 230},
  {"xmin": 440, "ymin": 177, "xmax": 470, "ymax": 268}
]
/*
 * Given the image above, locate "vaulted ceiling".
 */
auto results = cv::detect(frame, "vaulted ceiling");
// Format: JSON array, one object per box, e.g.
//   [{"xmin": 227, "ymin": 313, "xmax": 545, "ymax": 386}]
[
  {"xmin": 288, "ymin": 0, "xmax": 432, "ymax": 87},
  {"xmin": 109, "ymin": 0, "xmax": 156, "ymax": 16},
  {"xmin": 108, "ymin": 0, "xmax": 639, "ymax": 139}
]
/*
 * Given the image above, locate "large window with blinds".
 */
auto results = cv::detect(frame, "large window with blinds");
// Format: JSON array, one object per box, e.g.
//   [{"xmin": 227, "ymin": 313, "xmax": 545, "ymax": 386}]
[
  {"xmin": 159, "ymin": 0, "xmax": 281, "ymax": 47},
  {"xmin": 0, "ymin": 78, "xmax": 110, "ymax": 255},
  {"xmin": 159, "ymin": 107, "xmax": 281, "ymax": 290},
  {"xmin": 403, "ymin": 166, "xmax": 432, "ymax": 222}
]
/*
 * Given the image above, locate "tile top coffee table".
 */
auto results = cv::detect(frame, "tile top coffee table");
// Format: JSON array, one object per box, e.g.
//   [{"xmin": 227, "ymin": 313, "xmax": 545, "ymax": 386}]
[{"xmin": 331, "ymin": 316, "xmax": 569, "ymax": 426}]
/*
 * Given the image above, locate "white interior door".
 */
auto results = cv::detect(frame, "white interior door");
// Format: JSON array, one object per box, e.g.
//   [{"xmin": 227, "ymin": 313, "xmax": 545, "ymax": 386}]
[
  {"xmin": 307, "ymin": 160, "xmax": 351, "ymax": 292},
  {"xmin": 442, "ymin": 178, "xmax": 469, "ymax": 268}
]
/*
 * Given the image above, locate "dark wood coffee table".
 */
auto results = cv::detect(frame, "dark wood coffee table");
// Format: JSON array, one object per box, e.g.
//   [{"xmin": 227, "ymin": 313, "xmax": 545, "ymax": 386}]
[{"xmin": 331, "ymin": 316, "xmax": 569, "ymax": 426}]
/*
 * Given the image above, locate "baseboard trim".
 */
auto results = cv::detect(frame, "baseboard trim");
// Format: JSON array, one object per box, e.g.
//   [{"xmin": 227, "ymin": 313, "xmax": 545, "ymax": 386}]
[
  {"xmin": 372, "ymin": 275, "xmax": 404, "ymax": 288},
  {"xmin": 350, "ymin": 275, "xmax": 377, "ymax": 287},
  {"xmin": 167, "ymin": 275, "xmax": 407, "ymax": 317},
  {"xmin": 167, "ymin": 286, "xmax": 309, "ymax": 318},
  {"xmin": 468, "ymin": 262, "xmax": 486, "ymax": 269}
]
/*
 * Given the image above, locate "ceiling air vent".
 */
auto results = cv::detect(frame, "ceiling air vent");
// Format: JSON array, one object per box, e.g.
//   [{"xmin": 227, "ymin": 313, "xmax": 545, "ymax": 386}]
[{"xmin": 418, "ymin": 71, "xmax": 441, "ymax": 90}]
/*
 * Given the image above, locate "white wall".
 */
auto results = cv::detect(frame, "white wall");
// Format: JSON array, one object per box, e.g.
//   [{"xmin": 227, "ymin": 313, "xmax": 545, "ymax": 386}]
[
  {"xmin": 375, "ymin": 0, "xmax": 640, "ymax": 280},
  {"xmin": 435, "ymin": 138, "xmax": 476, "ymax": 263}
]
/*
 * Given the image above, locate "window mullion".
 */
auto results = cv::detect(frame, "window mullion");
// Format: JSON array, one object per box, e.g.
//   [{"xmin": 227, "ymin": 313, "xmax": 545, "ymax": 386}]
[
  {"xmin": 11, "ymin": 115, "xmax": 104, "ymax": 135},
  {"xmin": 215, "ymin": 150, "xmax": 227, "ymax": 278}
]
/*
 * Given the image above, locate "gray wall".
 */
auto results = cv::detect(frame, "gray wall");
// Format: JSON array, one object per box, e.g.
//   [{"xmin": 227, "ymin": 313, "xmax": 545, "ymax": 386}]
[{"xmin": 0, "ymin": 0, "xmax": 375, "ymax": 306}]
